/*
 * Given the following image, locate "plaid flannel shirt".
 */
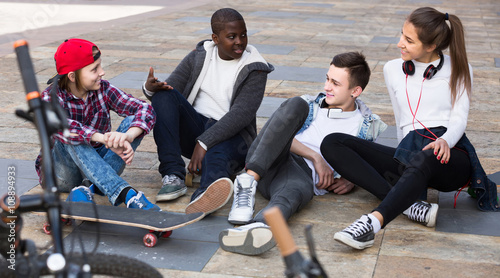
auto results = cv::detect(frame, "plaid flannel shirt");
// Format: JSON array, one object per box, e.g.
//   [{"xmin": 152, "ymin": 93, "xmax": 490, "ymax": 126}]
[{"xmin": 35, "ymin": 79, "xmax": 155, "ymax": 180}]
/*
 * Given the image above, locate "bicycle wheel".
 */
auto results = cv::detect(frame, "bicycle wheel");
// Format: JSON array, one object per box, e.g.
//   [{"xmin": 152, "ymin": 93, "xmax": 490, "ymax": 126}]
[{"xmin": 1, "ymin": 253, "xmax": 162, "ymax": 278}]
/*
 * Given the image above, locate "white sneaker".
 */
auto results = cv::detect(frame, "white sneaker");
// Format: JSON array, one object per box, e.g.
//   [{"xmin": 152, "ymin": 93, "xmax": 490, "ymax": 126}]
[
  {"xmin": 228, "ymin": 173, "xmax": 258, "ymax": 224},
  {"xmin": 403, "ymin": 201, "xmax": 439, "ymax": 227},
  {"xmin": 219, "ymin": 222, "xmax": 276, "ymax": 255}
]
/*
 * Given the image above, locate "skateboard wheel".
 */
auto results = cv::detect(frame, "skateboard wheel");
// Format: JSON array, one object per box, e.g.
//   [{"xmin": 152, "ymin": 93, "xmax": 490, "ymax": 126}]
[
  {"xmin": 161, "ymin": 231, "xmax": 172, "ymax": 238},
  {"xmin": 61, "ymin": 218, "xmax": 73, "ymax": 226},
  {"xmin": 43, "ymin": 222, "xmax": 51, "ymax": 235},
  {"xmin": 143, "ymin": 233, "xmax": 158, "ymax": 248}
]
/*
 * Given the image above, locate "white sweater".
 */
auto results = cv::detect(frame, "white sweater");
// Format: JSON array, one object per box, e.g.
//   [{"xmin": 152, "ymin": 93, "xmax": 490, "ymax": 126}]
[{"xmin": 383, "ymin": 55, "xmax": 473, "ymax": 148}]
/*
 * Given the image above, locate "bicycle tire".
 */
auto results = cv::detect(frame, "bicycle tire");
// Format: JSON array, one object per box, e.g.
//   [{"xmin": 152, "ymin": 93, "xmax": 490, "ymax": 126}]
[{"xmin": 1, "ymin": 253, "xmax": 162, "ymax": 278}]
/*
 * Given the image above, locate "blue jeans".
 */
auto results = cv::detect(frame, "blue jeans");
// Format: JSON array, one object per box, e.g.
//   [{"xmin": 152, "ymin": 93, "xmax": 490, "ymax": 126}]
[
  {"xmin": 151, "ymin": 89, "xmax": 247, "ymax": 201},
  {"xmin": 52, "ymin": 116, "xmax": 142, "ymax": 205}
]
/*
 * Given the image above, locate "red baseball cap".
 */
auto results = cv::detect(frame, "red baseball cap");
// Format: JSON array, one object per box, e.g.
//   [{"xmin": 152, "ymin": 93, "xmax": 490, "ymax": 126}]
[{"xmin": 54, "ymin": 38, "xmax": 101, "ymax": 75}]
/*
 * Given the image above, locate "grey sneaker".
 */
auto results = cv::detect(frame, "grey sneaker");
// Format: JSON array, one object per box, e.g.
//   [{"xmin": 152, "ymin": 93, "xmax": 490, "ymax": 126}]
[
  {"xmin": 156, "ymin": 174, "xmax": 187, "ymax": 201},
  {"xmin": 219, "ymin": 222, "xmax": 276, "ymax": 255},
  {"xmin": 403, "ymin": 201, "xmax": 439, "ymax": 227}
]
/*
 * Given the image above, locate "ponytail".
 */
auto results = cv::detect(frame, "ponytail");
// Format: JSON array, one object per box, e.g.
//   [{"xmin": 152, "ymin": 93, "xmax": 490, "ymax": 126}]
[
  {"xmin": 447, "ymin": 14, "xmax": 472, "ymax": 104},
  {"xmin": 408, "ymin": 7, "xmax": 472, "ymax": 105}
]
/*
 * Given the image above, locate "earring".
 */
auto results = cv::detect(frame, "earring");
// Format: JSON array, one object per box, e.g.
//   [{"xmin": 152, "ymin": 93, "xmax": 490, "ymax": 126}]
[{"xmin": 351, "ymin": 95, "xmax": 354, "ymax": 98}]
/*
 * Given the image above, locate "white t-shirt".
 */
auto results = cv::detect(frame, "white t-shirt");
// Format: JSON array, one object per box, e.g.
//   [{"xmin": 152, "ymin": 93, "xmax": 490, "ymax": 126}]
[
  {"xmin": 194, "ymin": 47, "xmax": 242, "ymax": 120},
  {"xmin": 294, "ymin": 105, "xmax": 362, "ymax": 195}
]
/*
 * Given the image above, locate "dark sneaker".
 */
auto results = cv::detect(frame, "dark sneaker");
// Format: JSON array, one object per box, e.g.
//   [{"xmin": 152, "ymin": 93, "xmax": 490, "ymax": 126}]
[
  {"xmin": 403, "ymin": 201, "xmax": 439, "ymax": 227},
  {"xmin": 156, "ymin": 174, "xmax": 187, "ymax": 201},
  {"xmin": 334, "ymin": 215, "xmax": 375, "ymax": 250},
  {"xmin": 219, "ymin": 222, "xmax": 276, "ymax": 255},
  {"xmin": 185, "ymin": 177, "xmax": 233, "ymax": 215},
  {"xmin": 228, "ymin": 173, "xmax": 258, "ymax": 224},
  {"xmin": 66, "ymin": 185, "xmax": 94, "ymax": 203},
  {"xmin": 126, "ymin": 190, "xmax": 161, "ymax": 211}
]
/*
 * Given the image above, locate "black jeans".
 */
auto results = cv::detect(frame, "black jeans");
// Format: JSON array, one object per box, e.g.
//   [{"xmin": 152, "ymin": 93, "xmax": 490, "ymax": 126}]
[{"xmin": 321, "ymin": 133, "xmax": 471, "ymax": 227}]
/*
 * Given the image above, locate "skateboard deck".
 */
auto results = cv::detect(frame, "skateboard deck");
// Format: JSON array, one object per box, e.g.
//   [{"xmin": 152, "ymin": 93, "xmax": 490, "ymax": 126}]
[
  {"xmin": 36, "ymin": 202, "xmax": 205, "ymax": 247},
  {"xmin": 56, "ymin": 202, "xmax": 204, "ymax": 231}
]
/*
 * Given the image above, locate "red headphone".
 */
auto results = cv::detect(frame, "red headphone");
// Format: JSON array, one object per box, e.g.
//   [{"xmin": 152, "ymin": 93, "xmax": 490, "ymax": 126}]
[{"xmin": 402, "ymin": 52, "xmax": 444, "ymax": 79}]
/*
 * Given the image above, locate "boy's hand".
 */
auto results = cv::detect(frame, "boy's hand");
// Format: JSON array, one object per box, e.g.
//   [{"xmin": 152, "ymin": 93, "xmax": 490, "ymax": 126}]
[
  {"xmin": 188, "ymin": 143, "xmax": 206, "ymax": 175},
  {"xmin": 313, "ymin": 157, "xmax": 334, "ymax": 190},
  {"xmin": 327, "ymin": 177, "xmax": 355, "ymax": 194},
  {"xmin": 145, "ymin": 67, "xmax": 173, "ymax": 92},
  {"xmin": 103, "ymin": 131, "xmax": 131, "ymax": 149},
  {"xmin": 109, "ymin": 140, "xmax": 135, "ymax": 165}
]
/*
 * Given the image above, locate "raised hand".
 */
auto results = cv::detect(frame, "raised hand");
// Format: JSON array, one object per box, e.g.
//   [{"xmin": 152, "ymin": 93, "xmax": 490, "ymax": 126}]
[{"xmin": 145, "ymin": 67, "xmax": 173, "ymax": 92}]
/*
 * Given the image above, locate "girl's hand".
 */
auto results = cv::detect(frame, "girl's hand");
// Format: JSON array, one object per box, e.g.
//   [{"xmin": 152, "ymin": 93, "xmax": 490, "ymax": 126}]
[{"xmin": 422, "ymin": 138, "xmax": 450, "ymax": 164}]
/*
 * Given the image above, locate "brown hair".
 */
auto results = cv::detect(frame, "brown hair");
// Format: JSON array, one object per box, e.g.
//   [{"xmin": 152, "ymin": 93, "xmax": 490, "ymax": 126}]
[
  {"xmin": 407, "ymin": 7, "xmax": 471, "ymax": 104},
  {"xmin": 330, "ymin": 52, "xmax": 371, "ymax": 91}
]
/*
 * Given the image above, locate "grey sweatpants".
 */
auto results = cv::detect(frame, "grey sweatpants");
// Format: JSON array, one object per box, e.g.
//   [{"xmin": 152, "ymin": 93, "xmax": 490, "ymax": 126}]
[{"xmin": 246, "ymin": 97, "xmax": 314, "ymax": 223}]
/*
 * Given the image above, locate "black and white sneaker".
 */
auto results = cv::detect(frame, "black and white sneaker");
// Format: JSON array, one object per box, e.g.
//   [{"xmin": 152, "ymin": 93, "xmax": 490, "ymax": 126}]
[
  {"xmin": 403, "ymin": 201, "xmax": 439, "ymax": 227},
  {"xmin": 334, "ymin": 215, "xmax": 375, "ymax": 250}
]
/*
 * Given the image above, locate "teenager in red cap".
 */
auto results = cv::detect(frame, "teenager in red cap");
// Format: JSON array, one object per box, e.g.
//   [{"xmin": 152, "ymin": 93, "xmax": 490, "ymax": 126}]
[{"xmin": 35, "ymin": 38, "xmax": 160, "ymax": 211}]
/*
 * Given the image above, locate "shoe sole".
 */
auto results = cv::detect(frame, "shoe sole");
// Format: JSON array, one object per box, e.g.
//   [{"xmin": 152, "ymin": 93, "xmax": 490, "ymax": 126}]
[
  {"xmin": 227, "ymin": 218, "xmax": 253, "ymax": 225},
  {"xmin": 156, "ymin": 187, "xmax": 188, "ymax": 201},
  {"xmin": 426, "ymin": 203, "xmax": 439, "ymax": 227},
  {"xmin": 219, "ymin": 227, "xmax": 276, "ymax": 255},
  {"xmin": 334, "ymin": 231, "xmax": 374, "ymax": 250},
  {"xmin": 185, "ymin": 178, "xmax": 233, "ymax": 214}
]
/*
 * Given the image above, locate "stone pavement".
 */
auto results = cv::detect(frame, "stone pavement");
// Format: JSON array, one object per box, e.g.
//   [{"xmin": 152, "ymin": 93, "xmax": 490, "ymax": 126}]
[{"xmin": 1, "ymin": 0, "xmax": 500, "ymax": 277}]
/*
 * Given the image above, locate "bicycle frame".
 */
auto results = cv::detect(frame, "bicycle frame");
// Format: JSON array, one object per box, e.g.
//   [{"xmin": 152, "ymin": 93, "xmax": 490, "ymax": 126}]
[{"xmin": 0, "ymin": 40, "xmax": 67, "ymax": 277}]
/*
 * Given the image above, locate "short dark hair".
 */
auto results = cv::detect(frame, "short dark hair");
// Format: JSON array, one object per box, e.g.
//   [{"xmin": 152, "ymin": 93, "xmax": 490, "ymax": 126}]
[
  {"xmin": 211, "ymin": 8, "xmax": 244, "ymax": 35},
  {"xmin": 330, "ymin": 52, "xmax": 370, "ymax": 90}
]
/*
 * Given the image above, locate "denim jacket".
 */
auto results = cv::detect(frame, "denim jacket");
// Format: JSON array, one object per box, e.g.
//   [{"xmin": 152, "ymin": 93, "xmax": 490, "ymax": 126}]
[
  {"xmin": 298, "ymin": 93, "xmax": 388, "ymax": 141},
  {"xmin": 394, "ymin": 127, "xmax": 499, "ymax": 212}
]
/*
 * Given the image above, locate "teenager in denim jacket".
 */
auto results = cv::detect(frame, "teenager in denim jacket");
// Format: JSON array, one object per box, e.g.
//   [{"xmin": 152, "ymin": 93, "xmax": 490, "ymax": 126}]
[
  {"xmin": 321, "ymin": 7, "xmax": 499, "ymax": 251},
  {"xmin": 218, "ymin": 52, "xmax": 388, "ymax": 256}
]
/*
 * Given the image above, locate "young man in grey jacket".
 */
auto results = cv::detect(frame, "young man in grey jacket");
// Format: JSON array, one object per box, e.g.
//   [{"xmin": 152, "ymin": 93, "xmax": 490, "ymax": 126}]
[{"xmin": 143, "ymin": 8, "xmax": 273, "ymax": 215}]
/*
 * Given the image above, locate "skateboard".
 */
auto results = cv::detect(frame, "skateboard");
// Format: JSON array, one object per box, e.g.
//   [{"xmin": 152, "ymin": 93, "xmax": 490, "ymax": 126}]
[{"xmin": 38, "ymin": 202, "xmax": 205, "ymax": 247}]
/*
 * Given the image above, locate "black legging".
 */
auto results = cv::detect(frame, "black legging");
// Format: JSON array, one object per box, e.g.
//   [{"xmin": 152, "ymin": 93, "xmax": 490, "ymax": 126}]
[{"xmin": 321, "ymin": 133, "xmax": 471, "ymax": 227}]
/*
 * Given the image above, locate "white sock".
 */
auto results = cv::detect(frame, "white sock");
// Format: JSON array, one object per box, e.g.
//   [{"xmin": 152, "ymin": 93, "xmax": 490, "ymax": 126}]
[{"xmin": 367, "ymin": 214, "xmax": 381, "ymax": 234}]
